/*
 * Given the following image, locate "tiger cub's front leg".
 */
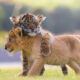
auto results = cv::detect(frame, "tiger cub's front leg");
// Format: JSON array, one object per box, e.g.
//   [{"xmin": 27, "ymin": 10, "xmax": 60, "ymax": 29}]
[
  {"xmin": 40, "ymin": 66, "xmax": 45, "ymax": 75},
  {"xmin": 19, "ymin": 50, "xmax": 28, "ymax": 76},
  {"xmin": 41, "ymin": 33, "xmax": 51, "ymax": 56},
  {"xmin": 61, "ymin": 65, "xmax": 68, "ymax": 75},
  {"xmin": 19, "ymin": 50, "xmax": 45, "ymax": 76}
]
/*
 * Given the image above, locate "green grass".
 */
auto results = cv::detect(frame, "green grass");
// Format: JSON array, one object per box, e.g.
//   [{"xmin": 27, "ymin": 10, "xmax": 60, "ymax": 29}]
[{"xmin": 0, "ymin": 68, "xmax": 80, "ymax": 80}]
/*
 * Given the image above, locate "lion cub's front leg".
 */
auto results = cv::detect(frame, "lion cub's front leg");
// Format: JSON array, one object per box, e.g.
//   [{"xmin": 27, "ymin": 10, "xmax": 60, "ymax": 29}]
[
  {"xmin": 19, "ymin": 50, "xmax": 28, "ymax": 76},
  {"xmin": 19, "ymin": 50, "xmax": 45, "ymax": 76},
  {"xmin": 27, "ymin": 56, "xmax": 45, "ymax": 76}
]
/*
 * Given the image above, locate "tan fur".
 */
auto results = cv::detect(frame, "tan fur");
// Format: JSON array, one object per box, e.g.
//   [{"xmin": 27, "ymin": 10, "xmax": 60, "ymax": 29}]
[
  {"xmin": 5, "ymin": 27, "xmax": 80, "ymax": 76},
  {"xmin": 5, "ymin": 27, "xmax": 45, "ymax": 76}
]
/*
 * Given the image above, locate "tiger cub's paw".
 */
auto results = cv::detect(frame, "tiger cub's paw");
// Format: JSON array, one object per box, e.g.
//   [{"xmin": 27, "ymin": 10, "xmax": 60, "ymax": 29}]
[
  {"xmin": 62, "ymin": 66, "xmax": 68, "ymax": 75},
  {"xmin": 41, "ymin": 38, "xmax": 51, "ymax": 56},
  {"xmin": 18, "ymin": 71, "xmax": 27, "ymax": 76}
]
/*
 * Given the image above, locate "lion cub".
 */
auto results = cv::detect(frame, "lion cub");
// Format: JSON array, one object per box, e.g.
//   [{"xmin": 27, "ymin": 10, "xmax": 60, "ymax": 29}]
[{"xmin": 5, "ymin": 27, "xmax": 80, "ymax": 76}]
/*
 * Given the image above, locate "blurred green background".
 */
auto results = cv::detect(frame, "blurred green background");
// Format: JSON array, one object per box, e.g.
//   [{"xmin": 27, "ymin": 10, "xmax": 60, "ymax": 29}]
[
  {"xmin": 0, "ymin": 0, "xmax": 80, "ymax": 46},
  {"xmin": 0, "ymin": 0, "xmax": 80, "ymax": 32}
]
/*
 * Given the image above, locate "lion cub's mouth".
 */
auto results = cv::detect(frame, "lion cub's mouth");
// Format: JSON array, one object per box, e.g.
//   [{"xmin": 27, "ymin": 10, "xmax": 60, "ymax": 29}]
[
  {"xmin": 9, "ymin": 49, "xmax": 14, "ymax": 52},
  {"xmin": 7, "ymin": 51, "xmax": 14, "ymax": 56},
  {"xmin": 7, "ymin": 49, "xmax": 15, "ymax": 56}
]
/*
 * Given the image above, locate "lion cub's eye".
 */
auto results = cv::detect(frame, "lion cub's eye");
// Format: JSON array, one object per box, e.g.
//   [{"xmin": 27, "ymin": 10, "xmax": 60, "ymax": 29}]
[{"xmin": 9, "ymin": 38, "xmax": 12, "ymax": 42}]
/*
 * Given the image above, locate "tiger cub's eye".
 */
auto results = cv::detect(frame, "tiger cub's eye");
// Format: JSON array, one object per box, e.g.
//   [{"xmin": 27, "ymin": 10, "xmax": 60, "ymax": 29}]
[{"xmin": 33, "ymin": 22, "xmax": 38, "ymax": 27}]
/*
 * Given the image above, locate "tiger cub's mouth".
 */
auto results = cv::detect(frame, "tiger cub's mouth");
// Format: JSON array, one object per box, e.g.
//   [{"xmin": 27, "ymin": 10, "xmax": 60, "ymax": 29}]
[
  {"xmin": 28, "ymin": 32, "xmax": 37, "ymax": 36},
  {"xmin": 22, "ymin": 27, "xmax": 41, "ymax": 36}
]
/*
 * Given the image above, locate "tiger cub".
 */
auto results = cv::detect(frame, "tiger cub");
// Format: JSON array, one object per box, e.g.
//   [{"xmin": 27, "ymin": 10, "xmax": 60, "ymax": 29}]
[
  {"xmin": 10, "ymin": 13, "xmax": 51, "ymax": 57},
  {"xmin": 10, "ymin": 13, "xmax": 68, "ymax": 75}
]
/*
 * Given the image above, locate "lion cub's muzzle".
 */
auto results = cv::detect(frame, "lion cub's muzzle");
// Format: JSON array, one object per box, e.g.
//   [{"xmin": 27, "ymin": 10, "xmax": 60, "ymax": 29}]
[
  {"xmin": 5, "ymin": 45, "xmax": 7, "ymax": 50},
  {"xmin": 5, "ymin": 44, "xmax": 14, "ymax": 52}
]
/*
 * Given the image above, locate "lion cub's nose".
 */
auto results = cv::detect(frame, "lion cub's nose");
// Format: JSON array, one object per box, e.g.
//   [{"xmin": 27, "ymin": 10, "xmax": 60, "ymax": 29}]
[{"xmin": 5, "ymin": 45, "xmax": 7, "ymax": 50}]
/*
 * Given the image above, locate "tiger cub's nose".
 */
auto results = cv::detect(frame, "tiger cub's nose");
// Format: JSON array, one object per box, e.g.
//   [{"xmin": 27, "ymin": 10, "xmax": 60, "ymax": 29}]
[{"xmin": 30, "ymin": 27, "xmax": 34, "ymax": 32}]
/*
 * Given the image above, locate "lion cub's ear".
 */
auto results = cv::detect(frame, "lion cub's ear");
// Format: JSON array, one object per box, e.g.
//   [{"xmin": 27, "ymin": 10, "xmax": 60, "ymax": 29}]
[
  {"xmin": 15, "ymin": 27, "xmax": 23, "ymax": 38},
  {"xmin": 36, "ymin": 15, "xmax": 46, "ymax": 24}
]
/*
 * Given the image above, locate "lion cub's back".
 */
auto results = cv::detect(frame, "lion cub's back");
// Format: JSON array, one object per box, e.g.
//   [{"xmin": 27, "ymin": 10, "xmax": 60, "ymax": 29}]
[{"xmin": 47, "ymin": 35, "xmax": 80, "ymax": 65}]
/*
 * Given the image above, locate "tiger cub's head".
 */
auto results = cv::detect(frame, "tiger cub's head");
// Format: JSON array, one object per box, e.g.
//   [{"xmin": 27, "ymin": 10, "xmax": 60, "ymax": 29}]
[{"xmin": 10, "ymin": 13, "xmax": 46, "ymax": 36}]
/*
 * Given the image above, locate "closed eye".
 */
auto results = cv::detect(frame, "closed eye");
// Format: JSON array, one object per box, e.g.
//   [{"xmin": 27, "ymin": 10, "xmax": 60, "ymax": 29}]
[{"xmin": 8, "ymin": 38, "xmax": 12, "ymax": 42}]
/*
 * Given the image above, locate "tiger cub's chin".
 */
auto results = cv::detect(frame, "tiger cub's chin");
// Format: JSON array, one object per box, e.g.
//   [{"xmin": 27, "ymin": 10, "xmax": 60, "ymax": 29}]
[{"xmin": 28, "ymin": 33, "xmax": 37, "ymax": 36}]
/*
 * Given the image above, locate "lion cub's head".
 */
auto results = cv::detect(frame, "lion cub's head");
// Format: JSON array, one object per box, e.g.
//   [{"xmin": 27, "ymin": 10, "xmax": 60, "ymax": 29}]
[
  {"xmin": 5, "ymin": 27, "xmax": 23, "ymax": 55},
  {"xmin": 10, "ymin": 13, "xmax": 46, "ymax": 36}
]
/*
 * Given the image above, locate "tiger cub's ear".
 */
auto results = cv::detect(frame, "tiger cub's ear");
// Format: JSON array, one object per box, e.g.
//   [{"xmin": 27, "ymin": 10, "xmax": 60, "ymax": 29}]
[
  {"xmin": 10, "ymin": 16, "xmax": 16, "ymax": 24},
  {"xmin": 36, "ymin": 15, "xmax": 46, "ymax": 24},
  {"xmin": 10, "ymin": 16, "xmax": 20, "ymax": 24}
]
